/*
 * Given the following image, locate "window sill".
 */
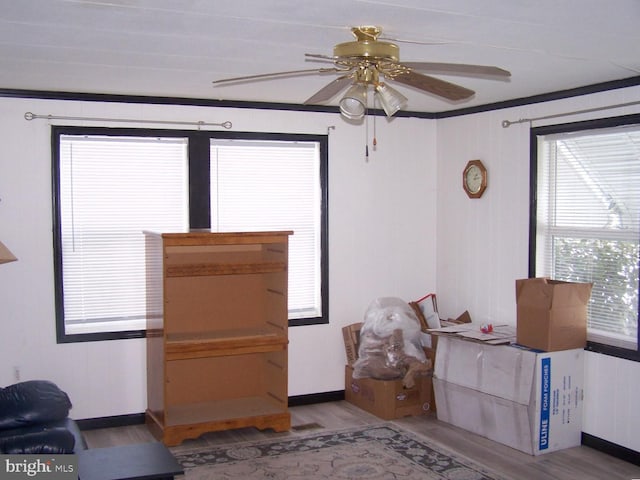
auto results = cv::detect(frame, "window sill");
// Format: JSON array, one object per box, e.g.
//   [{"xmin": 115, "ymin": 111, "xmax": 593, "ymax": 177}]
[
  {"xmin": 57, "ymin": 329, "xmax": 146, "ymax": 344},
  {"xmin": 585, "ymin": 341, "xmax": 640, "ymax": 362}
]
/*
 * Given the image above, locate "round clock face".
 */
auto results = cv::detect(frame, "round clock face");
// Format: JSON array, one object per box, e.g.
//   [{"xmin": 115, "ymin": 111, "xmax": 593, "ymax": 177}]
[{"xmin": 465, "ymin": 165, "xmax": 483, "ymax": 194}]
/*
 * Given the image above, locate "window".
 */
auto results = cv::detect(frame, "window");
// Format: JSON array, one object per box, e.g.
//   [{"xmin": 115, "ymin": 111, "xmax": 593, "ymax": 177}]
[
  {"xmin": 54, "ymin": 132, "xmax": 189, "ymax": 340},
  {"xmin": 210, "ymin": 139, "xmax": 323, "ymax": 320},
  {"xmin": 53, "ymin": 127, "xmax": 328, "ymax": 342},
  {"xmin": 531, "ymin": 115, "xmax": 640, "ymax": 356}
]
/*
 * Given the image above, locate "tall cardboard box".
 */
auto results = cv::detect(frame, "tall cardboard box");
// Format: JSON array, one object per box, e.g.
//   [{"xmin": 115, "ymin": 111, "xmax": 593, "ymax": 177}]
[
  {"xmin": 434, "ymin": 335, "xmax": 584, "ymax": 455},
  {"xmin": 516, "ymin": 278, "xmax": 592, "ymax": 352}
]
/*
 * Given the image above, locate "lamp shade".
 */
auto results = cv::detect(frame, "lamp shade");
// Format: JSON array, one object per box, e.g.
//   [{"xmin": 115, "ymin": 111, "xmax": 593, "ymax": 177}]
[
  {"xmin": 339, "ymin": 84, "xmax": 368, "ymax": 120},
  {"xmin": 375, "ymin": 83, "xmax": 408, "ymax": 117},
  {"xmin": 0, "ymin": 241, "xmax": 17, "ymax": 264}
]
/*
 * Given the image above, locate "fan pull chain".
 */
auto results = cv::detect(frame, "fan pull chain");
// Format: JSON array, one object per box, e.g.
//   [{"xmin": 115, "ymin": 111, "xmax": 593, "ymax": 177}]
[
  {"xmin": 373, "ymin": 114, "xmax": 377, "ymax": 149},
  {"xmin": 365, "ymin": 107, "xmax": 369, "ymax": 162}
]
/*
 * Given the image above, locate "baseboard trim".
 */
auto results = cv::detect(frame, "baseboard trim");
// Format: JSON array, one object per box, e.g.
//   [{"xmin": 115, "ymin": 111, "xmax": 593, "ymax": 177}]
[
  {"xmin": 288, "ymin": 390, "xmax": 345, "ymax": 406},
  {"xmin": 582, "ymin": 432, "xmax": 640, "ymax": 466},
  {"xmin": 78, "ymin": 397, "xmax": 638, "ymax": 467},
  {"xmin": 77, "ymin": 392, "xmax": 345, "ymax": 431},
  {"xmin": 77, "ymin": 413, "xmax": 146, "ymax": 431}
]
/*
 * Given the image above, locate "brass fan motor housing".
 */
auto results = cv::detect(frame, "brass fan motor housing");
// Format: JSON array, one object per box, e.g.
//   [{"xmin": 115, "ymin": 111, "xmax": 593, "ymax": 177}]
[{"xmin": 333, "ymin": 26, "xmax": 399, "ymax": 62}]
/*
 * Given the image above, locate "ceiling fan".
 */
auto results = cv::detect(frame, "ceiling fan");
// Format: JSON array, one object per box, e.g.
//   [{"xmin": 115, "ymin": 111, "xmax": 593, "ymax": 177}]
[{"xmin": 212, "ymin": 26, "xmax": 511, "ymax": 119}]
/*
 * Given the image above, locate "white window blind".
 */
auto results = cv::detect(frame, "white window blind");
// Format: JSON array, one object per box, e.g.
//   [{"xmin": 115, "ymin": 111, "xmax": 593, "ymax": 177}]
[
  {"xmin": 536, "ymin": 125, "xmax": 640, "ymax": 349},
  {"xmin": 210, "ymin": 139, "xmax": 322, "ymax": 319},
  {"xmin": 58, "ymin": 135, "xmax": 188, "ymax": 335}
]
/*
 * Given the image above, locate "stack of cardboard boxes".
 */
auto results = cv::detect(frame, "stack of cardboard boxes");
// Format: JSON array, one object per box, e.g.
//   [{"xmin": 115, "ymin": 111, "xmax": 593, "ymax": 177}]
[
  {"xmin": 433, "ymin": 278, "xmax": 592, "ymax": 455},
  {"xmin": 342, "ymin": 279, "xmax": 593, "ymax": 456}
]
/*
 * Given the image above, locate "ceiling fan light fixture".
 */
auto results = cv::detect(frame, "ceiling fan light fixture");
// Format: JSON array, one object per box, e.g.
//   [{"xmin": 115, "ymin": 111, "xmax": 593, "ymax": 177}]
[
  {"xmin": 339, "ymin": 83, "xmax": 368, "ymax": 120},
  {"xmin": 375, "ymin": 83, "xmax": 408, "ymax": 117}
]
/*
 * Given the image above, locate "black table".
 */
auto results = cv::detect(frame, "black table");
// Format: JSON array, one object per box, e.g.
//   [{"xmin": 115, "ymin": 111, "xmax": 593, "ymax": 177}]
[{"xmin": 78, "ymin": 442, "xmax": 183, "ymax": 480}]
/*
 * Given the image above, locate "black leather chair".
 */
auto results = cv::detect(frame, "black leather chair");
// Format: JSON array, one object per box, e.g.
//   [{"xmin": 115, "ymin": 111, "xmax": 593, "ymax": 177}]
[{"xmin": 0, "ymin": 380, "xmax": 86, "ymax": 454}]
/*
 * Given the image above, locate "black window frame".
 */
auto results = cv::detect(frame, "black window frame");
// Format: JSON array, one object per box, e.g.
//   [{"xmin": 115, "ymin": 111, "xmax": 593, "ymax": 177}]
[
  {"xmin": 529, "ymin": 113, "xmax": 640, "ymax": 362},
  {"xmin": 52, "ymin": 126, "xmax": 329, "ymax": 343}
]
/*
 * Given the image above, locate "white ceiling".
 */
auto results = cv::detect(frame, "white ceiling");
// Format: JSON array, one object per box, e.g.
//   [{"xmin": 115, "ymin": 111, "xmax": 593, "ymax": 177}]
[{"xmin": 1, "ymin": 0, "xmax": 639, "ymax": 114}]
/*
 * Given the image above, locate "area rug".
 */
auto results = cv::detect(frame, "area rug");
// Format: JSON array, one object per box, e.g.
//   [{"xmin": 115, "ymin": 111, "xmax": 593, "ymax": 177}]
[{"xmin": 172, "ymin": 423, "xmax": 507, "ymax": 480}]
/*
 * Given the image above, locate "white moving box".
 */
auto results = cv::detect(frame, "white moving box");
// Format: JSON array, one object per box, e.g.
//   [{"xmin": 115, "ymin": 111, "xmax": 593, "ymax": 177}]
[{"xmin": 433, "ymin": 335, "xmax": 584, "ymax": 455}]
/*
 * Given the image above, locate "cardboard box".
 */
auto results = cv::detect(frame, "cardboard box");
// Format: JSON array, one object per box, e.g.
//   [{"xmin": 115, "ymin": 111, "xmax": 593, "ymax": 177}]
[
  {"xmin": 433, "ymin": 335, "xmax": 584, "ymax": 455},
  {"xmin": 423, "ymin": 346, "xmax": 436, "ymax": 411},
  {"xmin": 516, "ymin": 278, "xmax": 592, "ymax": 351},
  {"xmin": 342, "ymin": 316, "xmax": 437, "ymax": 418},
  {"xmin": 345, "ymin": 365, "xmax": 433, "ymax": 420},
  {"xmin": 342, "ymin": 322, "xmax": 363, "ymax": 366}
]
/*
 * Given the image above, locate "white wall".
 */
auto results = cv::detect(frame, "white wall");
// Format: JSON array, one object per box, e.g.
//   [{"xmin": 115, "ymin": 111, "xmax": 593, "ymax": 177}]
[
  {"xmin": 435, "ymin": 85, "xmax": 640, "ymax": 452},
  {"xmin": 1, "ymin": 85, "xmax": 639, "ymax": 453},
  {"xmin": 0, "ymin": 96, "xmax": 437, "ymax": 418}
]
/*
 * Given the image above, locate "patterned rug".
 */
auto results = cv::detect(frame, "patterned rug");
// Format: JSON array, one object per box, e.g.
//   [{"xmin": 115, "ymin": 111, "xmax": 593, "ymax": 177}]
[{"xmin": 172, "ymin": 423, "xmax": 507, "ymax": 480}]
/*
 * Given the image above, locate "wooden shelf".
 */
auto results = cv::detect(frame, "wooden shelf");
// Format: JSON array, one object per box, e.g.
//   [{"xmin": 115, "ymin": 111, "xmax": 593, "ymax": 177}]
[
  {"xmin": 166, "ymin": 261, "xmax": 286, "ymax": 277},
  {"xmin": 167, "ymin": 328, "xmax": 285, "ymax": 344},
  {"xmin": 146, "ymin": 398, "xmax": 291, "ymax": 446},
  {"xmin": 165, "ymin": 329, "xmax": 287, "ymax": 359},
  {"xmin": 165, "ymin": 396, "xmax": 286, "ymax": 426}
]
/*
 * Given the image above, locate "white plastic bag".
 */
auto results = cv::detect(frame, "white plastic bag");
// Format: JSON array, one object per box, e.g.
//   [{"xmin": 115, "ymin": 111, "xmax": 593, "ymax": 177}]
[{"xmin": 352, "ymin": 297, "xmax": 428, "ymax": 383}]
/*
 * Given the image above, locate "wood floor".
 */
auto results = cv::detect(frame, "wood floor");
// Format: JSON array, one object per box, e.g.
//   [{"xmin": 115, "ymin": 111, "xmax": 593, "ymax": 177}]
[{"xmin": 82, "ymin": 400, "xmax": 640, "ymax": 480}]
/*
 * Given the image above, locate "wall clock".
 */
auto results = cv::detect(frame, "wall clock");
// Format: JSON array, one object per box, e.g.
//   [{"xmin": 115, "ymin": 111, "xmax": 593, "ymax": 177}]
[{"xmin": 463, "ymin": 160, "xmax": 487, "ymax": 198}]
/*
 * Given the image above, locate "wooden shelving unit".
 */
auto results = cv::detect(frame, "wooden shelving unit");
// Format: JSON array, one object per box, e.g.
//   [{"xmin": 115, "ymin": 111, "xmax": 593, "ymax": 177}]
[{"xmin": 144, "ymin": 230, "xmax": 292, "ymax": 446}]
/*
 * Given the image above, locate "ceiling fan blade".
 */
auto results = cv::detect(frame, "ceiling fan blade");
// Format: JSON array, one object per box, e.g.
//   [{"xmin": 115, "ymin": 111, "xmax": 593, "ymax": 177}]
[
  {"xmin": 391, "ymin": 70, "xmax": 475, "ymax": 101},
  {"xmin": 305, "ymin": 53, "xmax": 337, "ymax": 62},
  {"xmin": 304, "ymin": 75, "xmax": 354, "ymax": 104},
  {"xmin": 401, "ymin": 62, "xmax": 511, "ymax": 78},
  {"xmin": 212, "ymin": 67, "xmax": 342, "ymax": 85}
]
